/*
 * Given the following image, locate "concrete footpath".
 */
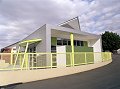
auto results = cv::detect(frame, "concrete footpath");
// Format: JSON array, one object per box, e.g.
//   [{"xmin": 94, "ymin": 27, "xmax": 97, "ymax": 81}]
[{"xmin": 5, "ymin": 55, "xmax": 120, "ymax": 89}]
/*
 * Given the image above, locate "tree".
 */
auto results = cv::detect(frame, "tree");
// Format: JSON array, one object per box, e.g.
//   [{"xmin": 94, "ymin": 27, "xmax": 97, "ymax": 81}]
[{"xmin": 102, "ymin": 31, "xmax": 120, "ymax": 52}]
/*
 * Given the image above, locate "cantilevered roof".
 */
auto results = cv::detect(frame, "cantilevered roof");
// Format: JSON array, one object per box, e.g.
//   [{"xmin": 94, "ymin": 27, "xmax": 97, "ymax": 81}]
[{"xmin": 19, "ymin": 39, "xmax": 42, "ymax": 46}]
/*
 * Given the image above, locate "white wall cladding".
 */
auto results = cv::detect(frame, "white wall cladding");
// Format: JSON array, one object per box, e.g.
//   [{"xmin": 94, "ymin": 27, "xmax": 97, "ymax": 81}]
[
  {"xmin": 56, "ymin": 46, "xmax": 66, "ymax": 68},
  {"xmin": 21, "ymin": 25, "xmax": 47, "ymax": 52},
  {"xmin": 88, "ymin": 38, "xmax": 102, "ymax": 52},
  {"xmin": 20, "ymin": 25, "xmax": 49, "ymax": 66}
]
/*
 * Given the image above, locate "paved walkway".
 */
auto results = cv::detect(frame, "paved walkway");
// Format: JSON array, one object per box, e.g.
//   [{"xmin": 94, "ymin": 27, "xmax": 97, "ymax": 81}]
[{"xmin": 7, "ymin": 55, "xmax": 120, "ymax": 89}]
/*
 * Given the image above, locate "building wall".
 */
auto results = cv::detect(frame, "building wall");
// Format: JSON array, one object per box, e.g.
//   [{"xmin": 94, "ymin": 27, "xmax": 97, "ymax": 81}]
[
  {"xmin": 21, "ymin": 25, "xmax": 47, "ymax": 52},
  {"xmin": 45, "ymin": 26, "xmax": 51, "ymax": 66},
  {"xmin": 88, "ymin": 38, "xmax": 102, "ymax": 63},
  {"xmin": 45, "ymin": 25, "xmax": 51, "ymax": 53},
  {"xmin": 19, "ymin": 24, "xmax": 52, "ymax": 53},
  {"xmin": 88, "ymin": 38, "xmax": 102, "ymax": 52},
  {"xmin": 18, "ymin": 25, "xmax": 52, "ymax": 66},
  {"xmin": 1, "ymin": 48, "xmax": 11, "ymax": 63},
  {"xmin": 20, "ymin": 25, "xmax": 51, "ymax": 66}
]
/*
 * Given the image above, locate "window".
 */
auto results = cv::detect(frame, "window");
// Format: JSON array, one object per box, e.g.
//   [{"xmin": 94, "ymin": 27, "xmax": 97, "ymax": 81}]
[
  {"xmin": 51, "ymin": 46, "xmax": 56, "ymax": 52},
  {"xmin": 68, "ymin": 40, "xmax": 71, "ymax": 45},
  {"xmin": 28, "ymin": 46, "xmax": 36, "ymax": 53},
  {"xmin": 51, "ymin": 46, "xmax": 56, "ymax": 50},
  {"xmin": 33, "ymin": 47, "xmax": 36, "ymax": 52},
  {"xmin": 30, "ymin": 48, "xmax": 32, "ymax": 52},
  {"xmin": 74, "ymin": 40, "xmax": 77, "ymax": 46},
  {"xmin": 81, "ymin": 41, "xmax": 83, "ymax": 46},
  {"xmin": 63, "ymin": 39, "xmax": 67, "ymax": 45},
  {"xmin": 77, "ymin": 40, "xmax": 81, "ymax": 46},
  {"xmin": 57, "ymin": 40, "xmax": 62, "ymax": 45},
  {"xmin": 57, "ymin": 38, "xmax": 63, "ymax": 45},
  {"xmin": 56, "ymin": 37, "xmax": 84, "ymax": 46}
]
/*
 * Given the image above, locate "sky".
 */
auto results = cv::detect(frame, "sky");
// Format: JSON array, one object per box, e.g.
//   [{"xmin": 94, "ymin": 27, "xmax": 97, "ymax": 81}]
[{"xmin": 0, "ymin": 0, "xmax": 120, "ymax": 49}]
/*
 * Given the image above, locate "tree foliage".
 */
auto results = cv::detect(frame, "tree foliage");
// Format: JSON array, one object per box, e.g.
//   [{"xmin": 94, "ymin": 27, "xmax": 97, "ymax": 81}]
[{"xmin": 102, "ymin": 31, "xmax": 120, "ymax": 52}]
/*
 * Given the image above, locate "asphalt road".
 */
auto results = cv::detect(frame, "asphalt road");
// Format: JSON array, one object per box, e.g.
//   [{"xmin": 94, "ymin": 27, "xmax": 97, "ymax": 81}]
[{"xmin": 6, "ymin": 54, "xmax": 120, "ymax": 89}]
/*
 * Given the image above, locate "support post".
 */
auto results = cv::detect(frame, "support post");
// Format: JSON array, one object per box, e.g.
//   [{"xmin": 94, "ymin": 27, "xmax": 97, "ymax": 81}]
[
  {"xmin": 32, "ymin": 54, "xmax": 34, "ymax": 69},
  {"xmin": 19, "ymin": 54, "xmax": 22, "ymax": 66},
  {"xmin": 25, "ymin": 53, "xmax": 29, "ymax": 69},
  {"xmin": 70, "ymin": 33, "xmax": 74, "ymax": 66},
  {"xmin": 21, "ymin": 42, "xmax": 29, "ymax": 70},
  {"xmin": 50, "ymin": 53, "xmax": 53, "ymax": 68},
  {"xmin": 84, "ymin": 52, "xmax": 87, "ymax": 64},
  {"xmin": 10, "ymin": 48, "xmax": 13, "ymax": 65},
  {"xmin": 13, "ymin": 46, "xmax": 20, "ymax": 68}
]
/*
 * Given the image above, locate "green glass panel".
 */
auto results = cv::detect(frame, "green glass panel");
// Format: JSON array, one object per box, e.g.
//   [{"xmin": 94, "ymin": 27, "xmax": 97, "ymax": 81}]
[{"xmin": 51, "ymin": 37, "xmax": 57, "ymax": 46}]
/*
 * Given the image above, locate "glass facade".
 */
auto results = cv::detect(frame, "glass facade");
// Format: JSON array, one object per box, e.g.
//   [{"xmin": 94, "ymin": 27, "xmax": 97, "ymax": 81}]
[
  {"xmin": 51, "ymin": 37, "xmax": 88, "ymax": 53},
  {"xmin": 57, "ymin": 38, "xmax": 84, "ymax": 46}
]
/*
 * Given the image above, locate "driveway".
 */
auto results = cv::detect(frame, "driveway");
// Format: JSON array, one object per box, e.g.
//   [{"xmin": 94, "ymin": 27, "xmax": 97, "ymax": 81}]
[{"xmin": 6, "ymin": 54, "xmax": 120, "ymax": 89}]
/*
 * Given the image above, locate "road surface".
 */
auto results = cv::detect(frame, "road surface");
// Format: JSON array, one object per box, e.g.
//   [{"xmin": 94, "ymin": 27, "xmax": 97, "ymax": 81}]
[{"xmin": 6, "ymin": 54, "xmax": 120, "ymax": 89}]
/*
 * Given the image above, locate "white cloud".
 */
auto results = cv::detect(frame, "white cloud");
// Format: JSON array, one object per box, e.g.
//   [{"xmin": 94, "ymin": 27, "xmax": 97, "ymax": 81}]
[{"xmin": 0, "ymin": 0, "xmax": 120, "ymax": 49}]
